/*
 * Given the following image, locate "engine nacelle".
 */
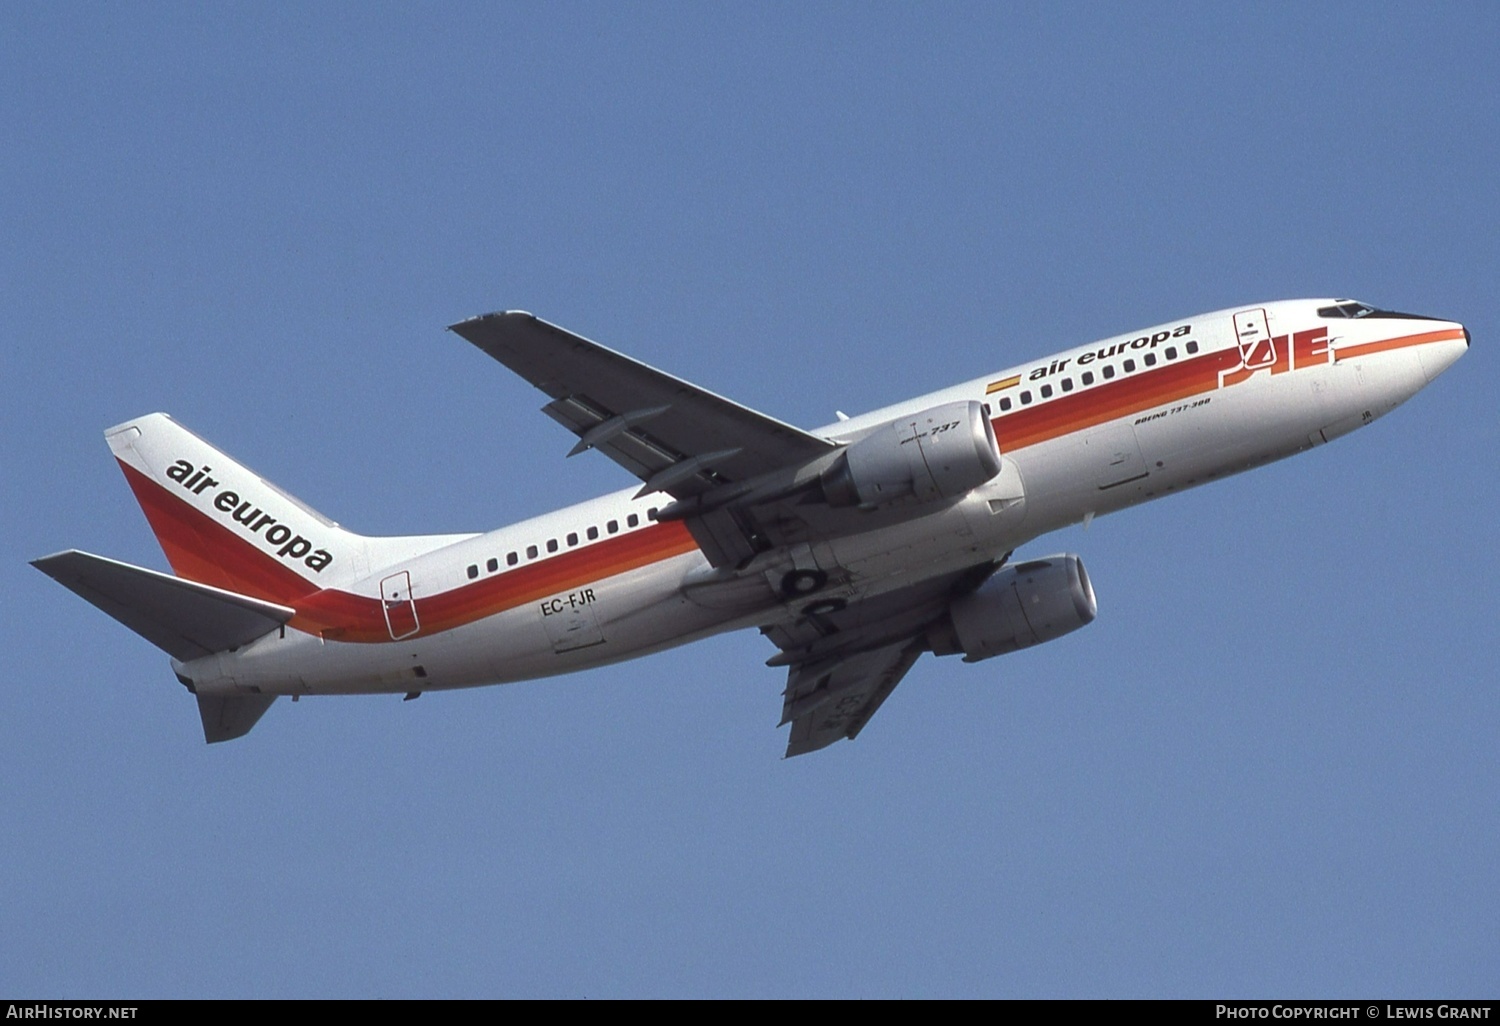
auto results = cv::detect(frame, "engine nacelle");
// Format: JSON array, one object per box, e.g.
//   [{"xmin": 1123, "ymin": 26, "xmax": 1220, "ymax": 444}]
[
  {"xmin": 821, "ymin": 400, "xmax": 1001, "ymax": 508},
  {"xmin": 928, "ymin": 554, "xmax": 1097, "ymax": 662}
]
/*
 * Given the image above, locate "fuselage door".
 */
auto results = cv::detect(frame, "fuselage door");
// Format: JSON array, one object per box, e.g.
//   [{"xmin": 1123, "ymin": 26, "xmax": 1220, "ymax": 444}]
[
  {"xmin": 380, "ymin": 571, "xmax": 420, "ymax": 640},
  {"xmin": 1233, "ymin": 308, "xmax": 1275, "ymax": 370}
]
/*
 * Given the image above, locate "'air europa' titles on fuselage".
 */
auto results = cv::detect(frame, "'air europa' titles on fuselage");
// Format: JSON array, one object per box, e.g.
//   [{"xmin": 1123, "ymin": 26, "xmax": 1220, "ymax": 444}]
[
  {"xmin": 1026, "ymin": 323, "xmax": 1193, "ymax": 381},
  {"xmin": 163, "ymin": 459, "xmax": 334, "ymax": 572}
]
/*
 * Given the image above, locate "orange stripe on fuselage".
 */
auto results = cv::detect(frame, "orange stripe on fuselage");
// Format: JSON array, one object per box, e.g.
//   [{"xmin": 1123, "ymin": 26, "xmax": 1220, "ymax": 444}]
[
  {"xmin": 995, "ymin": 346, "xmax": 1240, "ymax": 452},
  {"xmin": 119, "ymin": 457, "xmax": 700, "ymax": 644},
  {"xmin": 293, "ymin": 520, "xmax": 698, "ymax": 643},
  {"xmin": 995, "ymin": 326, "xmax": 1461, "ymax": 453},
  {"xmin": 1333, "ymin": 327, "xmax": 1465, "ymax": 363}
]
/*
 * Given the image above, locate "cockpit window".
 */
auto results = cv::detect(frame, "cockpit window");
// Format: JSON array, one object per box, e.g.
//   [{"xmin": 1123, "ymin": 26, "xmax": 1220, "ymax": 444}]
[
  {"xmin": 1318, "ymin": 300, "xmax": 1434, "ymax": 321},
  {"xmin": 1317, "ymin": 301, "xmax": 1376, "ymax": 319}
]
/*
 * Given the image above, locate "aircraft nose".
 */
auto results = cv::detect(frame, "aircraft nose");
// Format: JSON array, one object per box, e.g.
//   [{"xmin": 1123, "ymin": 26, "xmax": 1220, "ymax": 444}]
[{"xmin": 1417, "ymin": 320, "xmax": 1469, "ymax": 383}]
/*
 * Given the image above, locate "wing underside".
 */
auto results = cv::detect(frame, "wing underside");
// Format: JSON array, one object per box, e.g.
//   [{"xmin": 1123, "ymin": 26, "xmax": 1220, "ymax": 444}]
[
  {"xmin": 767, "ymin": 562, "xmax": 999, "ymax": 756},
  {"xmin": 781, "ymin": 639, "xmax": 927, "ymax": 756}
]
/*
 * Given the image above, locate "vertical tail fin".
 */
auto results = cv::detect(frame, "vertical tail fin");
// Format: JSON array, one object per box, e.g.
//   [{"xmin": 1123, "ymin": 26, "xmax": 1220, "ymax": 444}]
[
  {"xmin": 197, "ymin": 694, "xmax": 278, "ymax": 743},
  {"xmin": 107, "ymin": 413, "xmax": 368, "ymax": 604}
]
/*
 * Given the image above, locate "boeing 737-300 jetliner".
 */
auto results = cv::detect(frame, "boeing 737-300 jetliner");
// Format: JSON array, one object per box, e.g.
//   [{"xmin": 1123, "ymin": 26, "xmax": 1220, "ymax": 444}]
[{"xmin": 33, "ymin": 299, "xmax": 1467, "ymax": 756}]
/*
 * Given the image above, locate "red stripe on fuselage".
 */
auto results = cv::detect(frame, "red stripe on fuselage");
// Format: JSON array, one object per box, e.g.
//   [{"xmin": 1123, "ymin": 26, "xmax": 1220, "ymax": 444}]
[
  {"xmin": 1333, "ymin": 327, "xmax": 1465, "ymax": 363},
  {"xmin": 294, "ymin": 521, "xmax": 698, "ymax": 643},
  {"xmin": 995, "ymin": 346, "xmax": 1240, "ymax": 452},
  {"xmin": 994, "ymin": 326, "xmax": 1459, "ymax": 453},
  {"xmin": 119, "ymin": 456, "xmax": 700, "ymax": 644}
]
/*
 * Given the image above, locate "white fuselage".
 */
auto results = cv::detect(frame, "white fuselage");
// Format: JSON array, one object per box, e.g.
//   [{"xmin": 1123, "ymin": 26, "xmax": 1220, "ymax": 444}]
[{"xmin": 175, "ymin": 299, "xmax": 1468, "ymax": 699}]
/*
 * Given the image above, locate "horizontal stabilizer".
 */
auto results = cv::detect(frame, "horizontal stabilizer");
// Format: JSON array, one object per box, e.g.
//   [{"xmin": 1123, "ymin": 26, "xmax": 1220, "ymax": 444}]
[
  {"xmin": 32, "ymin": 550, "xmax": 296, "ymax": 662},
  {"xmin": 197, "ymin": 693, "xmax": 277, "ymax": 743}
]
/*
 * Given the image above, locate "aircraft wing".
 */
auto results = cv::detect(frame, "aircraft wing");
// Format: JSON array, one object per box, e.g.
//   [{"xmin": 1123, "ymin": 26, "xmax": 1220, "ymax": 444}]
[
  {"xmin": 767, "ymin": 562, "xmax": 999, "ymax": 756},
  {"xmin": 449, "ymin": 312, "xmax": 835, "ymax": 500},
  {"xmin": 780, "ymin": 638, "xmax": 926, "ymax": 757}
]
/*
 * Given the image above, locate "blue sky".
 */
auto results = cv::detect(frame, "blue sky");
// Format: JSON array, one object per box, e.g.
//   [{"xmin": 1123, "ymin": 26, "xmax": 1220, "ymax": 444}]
[{"xmin": 4, "ymin": 3, "xmax": 1497, "ymax": 997}]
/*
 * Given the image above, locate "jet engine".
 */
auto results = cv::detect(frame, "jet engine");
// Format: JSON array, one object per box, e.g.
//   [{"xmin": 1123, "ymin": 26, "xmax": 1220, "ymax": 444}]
[
  {"xmin": 928, "ymin": 554, "xmax": 1097, "ymax": 662},
  {"xmin": 821, "ymin": 400, "xmax": 1001, "ymax": 508}
]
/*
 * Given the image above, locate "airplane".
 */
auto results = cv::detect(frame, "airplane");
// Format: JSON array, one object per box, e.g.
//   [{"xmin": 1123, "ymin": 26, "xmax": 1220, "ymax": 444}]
[{"xmin": 32, "ymin": 299, "xmax": 1468, "ymax": 756}]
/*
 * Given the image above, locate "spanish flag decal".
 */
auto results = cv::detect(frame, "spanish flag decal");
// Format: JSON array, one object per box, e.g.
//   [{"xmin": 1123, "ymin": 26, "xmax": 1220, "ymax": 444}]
[{"xmin": 985, "ymin": 375, "xmax": 1021, "ymax": 394}]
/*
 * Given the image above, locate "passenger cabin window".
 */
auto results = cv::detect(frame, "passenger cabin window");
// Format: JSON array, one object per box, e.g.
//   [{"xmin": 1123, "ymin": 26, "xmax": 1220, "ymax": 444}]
[
  {"xmin": 1165, "ymin": 346, "xmax": 1177, "ymax": 360},
  {"xmin": 648, "ymin": 508, "xmax": 659, "ymax": 521},
  {"xmin": 567, "ymin": 532, "xmax": 578, "ymax": 547},
  {"xmin": 1040, "ymin": 384, "xmax": 1053, "ymax": 398},
  {"xmin": 1123, "ymin": 358, "xmax": 1136, "ymax": 373},
  {"xmin": 1020, "ymin": 390, "xmax": 1033, "ymax": 405},
  {"xmin": 587, "ymin": 526, "xmax": 599, "ymax": 541},
  {"xmin": 507, "ymin": 552, "xmax": 519, "ymax": 566},
  {"xmin": 467, "ymin": 564, "xmax": 478, "ymax": 580},
  {"xmin": 546, "ymin": 539, "xmax": 558, "ymax": 553},
  {"xmin": 526, "ymin": 544, "xmax": 538, "ymax": 559},
  {"xmin": 999, "ymin": 396, "xmax": 1012, "ymax": 411},
  {"xmin": 1186, "ymin": 341, "xmax": 1199, "ymax": 354},
  {"xmin": 627, "ymin": 514, "xmax": 639, "ymax": 528},
  {"xmin": 1102, "ymin": 365, "xmax": 1115, "ymax": 379},
  {"xmin": 607, "ymin": 520, "xmax": 619, "ymax": 534},
  {"xmin": 1082, "ymin": 371, "xmax": 1094, "ymax": 385},
  {"xmin": 1061, "ymin": 378, "xmax": 1073, "ymax": 392},
  {"xmin": 1144, "ymin": 353, "xmax": 1157, "ymax": 367},
  {"xmin": 486, "ymin": 557, "xmax": 498, "ymax": 573}
]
